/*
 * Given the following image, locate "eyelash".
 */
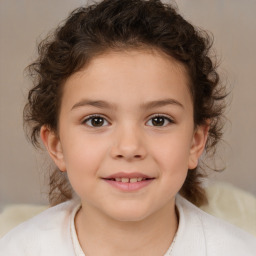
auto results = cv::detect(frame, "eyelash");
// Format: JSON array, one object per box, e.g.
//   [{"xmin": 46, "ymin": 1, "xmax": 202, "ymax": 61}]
[
  {"xmin": 81, "ymin": 114, "xmax": 174, "ymax": 128},
  {"xmin": 146, "ymin": 114, "xmax": 174, "ymax": 127},
  {"xmin": 82, "ymin": 114, "xmax": 110, "ymax": 127}
]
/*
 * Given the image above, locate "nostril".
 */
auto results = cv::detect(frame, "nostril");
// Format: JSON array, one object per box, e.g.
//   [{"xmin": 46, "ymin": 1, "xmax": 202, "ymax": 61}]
[
  {"xmin": 123, "ymin": 154, "xmax": 141, "ymax": 158},
  {"xmin": 115, "ymin": 154, "xmax": 142, "ymax": 159}
]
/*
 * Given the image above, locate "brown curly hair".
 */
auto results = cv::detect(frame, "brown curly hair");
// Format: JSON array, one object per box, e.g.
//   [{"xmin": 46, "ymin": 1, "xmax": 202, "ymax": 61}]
[{"xmin": 24, "ymin": 0, "xmax": 226, "ymax": 207}]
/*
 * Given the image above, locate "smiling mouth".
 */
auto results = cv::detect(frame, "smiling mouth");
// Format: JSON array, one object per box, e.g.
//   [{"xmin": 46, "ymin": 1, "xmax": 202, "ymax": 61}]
[
  {"xmin": 104, "ymin": 177, "xmax": 154, "ymax": 183},
  {"xmin": 102, "ymin": 172, "xmax": 155, "ymax": 191}
]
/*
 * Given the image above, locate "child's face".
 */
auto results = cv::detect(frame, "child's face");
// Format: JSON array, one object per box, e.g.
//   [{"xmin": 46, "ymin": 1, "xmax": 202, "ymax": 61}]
[{"xmin": 42, "ymin": 50, "xmax": 208, "ymax": 221}]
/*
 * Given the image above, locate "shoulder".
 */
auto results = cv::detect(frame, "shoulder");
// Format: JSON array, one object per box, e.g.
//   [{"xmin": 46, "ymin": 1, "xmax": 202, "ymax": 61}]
[
  {"xmin": 0, "ymin": 200, "xmax": 79, "ymax": 256},
  {"xmin": 174, "ymin": 195, "xmax": 256, "ymax": 256}
]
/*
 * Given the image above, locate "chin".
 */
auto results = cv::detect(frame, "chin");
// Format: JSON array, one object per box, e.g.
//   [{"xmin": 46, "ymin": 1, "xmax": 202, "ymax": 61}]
[{"xmin": 106, "ymin": 206, "xmax": 153, "ymax": 223}]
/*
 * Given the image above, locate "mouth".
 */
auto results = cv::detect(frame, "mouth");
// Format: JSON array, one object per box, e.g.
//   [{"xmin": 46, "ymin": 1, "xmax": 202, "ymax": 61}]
[
  {"xmin": 103, "ymin": 177, "xmax": 154, "ymax": 183},
  {"xmin": 102, "ymin": 172, "xmax": 155, "ymax": 191}
]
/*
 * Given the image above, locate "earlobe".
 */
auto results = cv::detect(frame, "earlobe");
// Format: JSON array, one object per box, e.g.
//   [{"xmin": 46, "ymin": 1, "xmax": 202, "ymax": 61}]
[
  {"xmin": 40, "ymin": 126, "xmax": 66, "ymax": 172},
  {"xmin": 188, "ymin": 124, "xmax": 209, "ymax": 169}
]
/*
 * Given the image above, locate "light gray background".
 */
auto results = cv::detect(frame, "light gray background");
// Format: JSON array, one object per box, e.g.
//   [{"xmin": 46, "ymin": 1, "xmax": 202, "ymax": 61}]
[{"xmin": 0, "ymin": 0, "xmax": 256, "ymax": 210}]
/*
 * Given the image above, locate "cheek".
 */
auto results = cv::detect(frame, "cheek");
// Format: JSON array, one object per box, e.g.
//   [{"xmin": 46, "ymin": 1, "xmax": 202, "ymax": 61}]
[
  {"xmin": 150, "ymin": 132, "xmax": 192, "ymax": 167},
  {"xmin": 154, "ymin": 144, "xmax": 189, "ymax": 195},
  {"xmin": 61, "ymin": 135, "xmax": 108, "ymax": 187},
  {"xmin": 149, "ymin": 131, "xmax": 192, "ymax": 182},
  {"xmin": 156, "ymin": 146, "xmax": 189, "ymax": 179},
  {"xmin": 64, "ymin": 149, "xmax": 103, "ymax": 199}
]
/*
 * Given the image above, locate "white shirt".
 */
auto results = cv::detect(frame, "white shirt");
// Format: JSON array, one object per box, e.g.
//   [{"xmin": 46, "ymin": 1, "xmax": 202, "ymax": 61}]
[{"xmin": 0, "ymin": 195, "xmax": 255, "ymax": 255}]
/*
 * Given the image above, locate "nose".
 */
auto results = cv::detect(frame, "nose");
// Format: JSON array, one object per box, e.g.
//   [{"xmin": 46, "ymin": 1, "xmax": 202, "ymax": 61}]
[{"xmin": 110, "ymin": 125, "xmax": 147, "ymax": 161}]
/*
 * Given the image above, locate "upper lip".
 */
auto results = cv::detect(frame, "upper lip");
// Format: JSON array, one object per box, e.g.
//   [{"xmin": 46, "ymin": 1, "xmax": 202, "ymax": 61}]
[{"xmin": 103, "ymin": 172, "xmax": 154, "ymax": 179}]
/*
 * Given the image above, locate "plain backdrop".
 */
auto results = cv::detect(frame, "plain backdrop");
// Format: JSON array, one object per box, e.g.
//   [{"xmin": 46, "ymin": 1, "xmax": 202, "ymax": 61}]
[{"xmin": 0, "ymin": 0, "xmax": 256, "ymax": 210}]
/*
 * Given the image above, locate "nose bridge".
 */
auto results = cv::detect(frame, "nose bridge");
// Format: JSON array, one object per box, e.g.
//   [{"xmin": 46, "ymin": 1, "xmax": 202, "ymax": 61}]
[{"xmin": 111, "ymin": 122, "xmax": 146, "ymax": 160}]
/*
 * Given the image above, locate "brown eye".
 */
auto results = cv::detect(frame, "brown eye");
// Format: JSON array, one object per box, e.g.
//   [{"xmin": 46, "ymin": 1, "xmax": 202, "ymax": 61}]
[
  {"xmin": 83, "ymin": 115, "xmax": 108, "ymax": 127},
  {"xmin": 146, "ymin": 115, "xmax": 173, "ymax": 127},
  {"xmin": 152, "ymin": 116, "xmax": 165, "ymax": 126},
  {"xmin": 91, "ymin": 117, "xmax": 104, "ymax": 126}
]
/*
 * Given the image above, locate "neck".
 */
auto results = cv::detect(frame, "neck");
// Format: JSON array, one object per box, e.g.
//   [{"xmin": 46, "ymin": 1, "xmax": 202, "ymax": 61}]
[{"xmin": 75, "ymin": 199, "xmax": 178, "ymax": 256}]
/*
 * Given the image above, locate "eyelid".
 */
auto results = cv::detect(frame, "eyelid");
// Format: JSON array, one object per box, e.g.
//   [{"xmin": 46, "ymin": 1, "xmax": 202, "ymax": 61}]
[
  {"xmin": 81, "ymin": 114, "xmax": 110, "ymax": 127},
  {"xmin": 146, "ymin": 114, "xmax": 175, "ymax": 126},
  {"xmin": 80, "ymin": 113, "xmax": 174, "ymax": 127}
]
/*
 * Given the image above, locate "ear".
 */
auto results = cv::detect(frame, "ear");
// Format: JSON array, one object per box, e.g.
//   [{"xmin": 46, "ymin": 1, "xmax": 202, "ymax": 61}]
[
  {"xmin": 40, "ymin": 125, "xmax": 66, "ymax": 172},
  {"xmin": 188, "ymin": 123, "xmax": 209, "ymax": 169}
]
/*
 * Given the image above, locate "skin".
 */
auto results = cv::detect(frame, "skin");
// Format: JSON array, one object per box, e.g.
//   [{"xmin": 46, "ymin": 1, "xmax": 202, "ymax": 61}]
[{"xmin": 41, "ymin": 49, "xmax": 208, "ymax": 255}]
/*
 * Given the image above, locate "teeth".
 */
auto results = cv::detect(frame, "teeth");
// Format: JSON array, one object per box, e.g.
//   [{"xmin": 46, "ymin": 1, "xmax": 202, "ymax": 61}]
[
  {"xmin": 130, "ymin": 178, "xmax": 138, "ymax": 183},
  {"xmin": 114, "ymin": 177, "xmax": 146, "ymax": 183},
  {"xmin": 121, "ymin": 178, "xmax": 129, "ymax": 183}
]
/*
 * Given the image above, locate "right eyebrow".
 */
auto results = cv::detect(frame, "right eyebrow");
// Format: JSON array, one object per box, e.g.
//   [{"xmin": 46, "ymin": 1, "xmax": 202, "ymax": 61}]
[{"xmin": 71, "ymin": 99, "xmax": 115, "ymax": 111}]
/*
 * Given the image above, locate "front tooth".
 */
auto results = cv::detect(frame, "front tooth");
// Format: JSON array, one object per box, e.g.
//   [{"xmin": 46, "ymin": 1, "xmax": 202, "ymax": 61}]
[
  {"xmin": 115, "ymin": 178, "xmax": 121, "ymax": 182},
  {"xmin": 130, "ymin": 178, "xmax": 138, "ymax": 183},
  {"xmin": 121, "ymin": 178, "xmax": 129, "ymax": 183}
]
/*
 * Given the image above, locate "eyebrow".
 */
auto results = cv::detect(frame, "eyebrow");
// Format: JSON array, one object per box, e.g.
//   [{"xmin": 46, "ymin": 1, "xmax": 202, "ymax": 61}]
[
  {"xmin": 140, "ymin": 98, "xmax": 184, "ymax": 109},
  {"xmin": 71, "ymin": 100, "xmax": 114, "ymax": 110},
  {"xmin": 71, "ymin": 98, "xmax": 184, "ymax": 111}
]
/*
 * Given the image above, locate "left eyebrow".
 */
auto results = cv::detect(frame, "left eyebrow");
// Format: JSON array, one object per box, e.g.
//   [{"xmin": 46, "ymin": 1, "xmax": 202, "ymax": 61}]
[{"xmin": 140, "ymin": 98, "xmax": 184, "ymax": 109}]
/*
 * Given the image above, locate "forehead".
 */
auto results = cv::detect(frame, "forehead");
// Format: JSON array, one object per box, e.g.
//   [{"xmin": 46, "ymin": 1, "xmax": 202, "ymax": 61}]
[{"xmin": 62, "ymin": 49, "xmax": 192, "ymax": 110}]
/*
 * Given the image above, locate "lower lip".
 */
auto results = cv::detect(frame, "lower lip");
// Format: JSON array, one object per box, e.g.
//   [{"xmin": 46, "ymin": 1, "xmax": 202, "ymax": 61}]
[{"xmin": 103, "ymin": 179, "xmax": 154, "ymax": 192}]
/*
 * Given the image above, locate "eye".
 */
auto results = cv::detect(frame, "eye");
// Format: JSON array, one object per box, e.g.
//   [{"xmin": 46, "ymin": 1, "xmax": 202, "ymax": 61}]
[
  {"xmin": 146, "ymin": 115, "xmax": 173, "ymax": 127},
  {"xmin": 82, "ymin": 115, "xmax": 109, "ymax": 127}
]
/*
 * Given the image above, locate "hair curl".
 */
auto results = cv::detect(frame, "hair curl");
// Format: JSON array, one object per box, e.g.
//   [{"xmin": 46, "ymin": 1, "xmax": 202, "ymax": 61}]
[{"xmin": 24, "ymin": 0, "xmax": 226, "ymax": 206}]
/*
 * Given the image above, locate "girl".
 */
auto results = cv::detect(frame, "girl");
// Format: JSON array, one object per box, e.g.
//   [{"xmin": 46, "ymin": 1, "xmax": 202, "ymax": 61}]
[{"xmin": 1, "ymin": 0, "xmax": 255, "ymax": 255}]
